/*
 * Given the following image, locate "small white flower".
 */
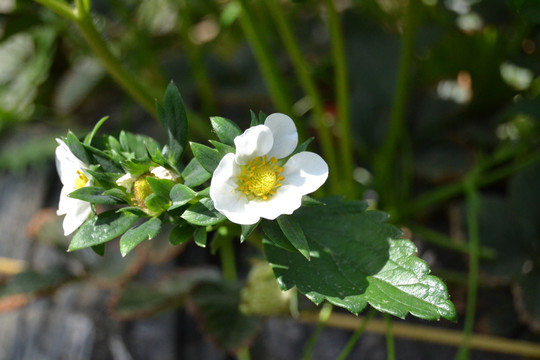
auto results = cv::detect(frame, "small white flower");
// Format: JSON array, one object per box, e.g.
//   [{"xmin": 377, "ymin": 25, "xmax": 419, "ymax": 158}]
[
  {"xmin": 210, "ymin": 113, "xmax": 328, "ymax": 225},
  {"xmin": 55, "ymin": 139, "xmax": 93, "ymax": 236},
  {"xmin": 116, "ymin": 165, "xmax": 179, "ymax": 193}
]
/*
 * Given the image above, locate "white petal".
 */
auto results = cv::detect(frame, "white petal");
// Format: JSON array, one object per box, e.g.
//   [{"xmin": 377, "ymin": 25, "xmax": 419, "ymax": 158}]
[
  {"xmin": 234, "ymin": 125, "xmax": 273, "ymax": 165},
  {"xmin": 264, "ymin": 113, "xmax": 298, "ymax": 159},
  {"xmin": 281, "ymin": 152, "xmax": 328, "ymax": 195},
  {"xmin": 210, "ymin": 154, "xmax": 261, "ymax": 225},
  {"xmin": 62, "ymin": 200, "xmax": 92, "ymax": 236},
  {"xmin": 247, "ymin": 186, "xmax": 302, "ymax": 220},
  {"xmin": 116, "ymin": 173, "xmax": 137, "ymax": 192},
  {"xmin": 150, "ymin": 166, "xmax": 179, "ymax": 181},
  {"xmin": 55, "ymin": 139, "xmax": 86, "ymax": 186}
]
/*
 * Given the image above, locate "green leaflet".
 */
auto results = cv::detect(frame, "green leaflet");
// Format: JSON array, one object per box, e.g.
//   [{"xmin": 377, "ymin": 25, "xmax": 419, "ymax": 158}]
[{"xmin": 263, "ymin": 197, "xmax": 456, "ymax": 321}]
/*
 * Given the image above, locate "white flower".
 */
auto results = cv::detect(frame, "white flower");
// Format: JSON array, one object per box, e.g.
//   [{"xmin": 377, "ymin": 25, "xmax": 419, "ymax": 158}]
[
  {"xmin": 55, "ymin": 139, "xmax": 93, "ymax": 236},
  {"xmin": 210, "ymin": 113, "xmax": 328, "ymax": 225},
  {"xmin": 116, "ymin": 166, "xmax": 179, "ymax": 193}
]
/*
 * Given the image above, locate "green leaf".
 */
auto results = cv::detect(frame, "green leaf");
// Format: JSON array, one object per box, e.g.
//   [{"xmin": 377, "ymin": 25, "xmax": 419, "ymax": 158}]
[
  {"xmin": 181, "ymin": 198, "xmax": 226, "ymax": 226},
  {"xmin": 301, "ymin": 195, "xmax": 325, "ymax": 207},
  {"xmin": 156, "ymin": 82, "xmax": 188, "ymax": 168},
  {"xmin": 210, "ymin": 116, "xmax": 242, "ymax": 146},
  {"xmin": 146, "ymin": 177, "xmax": 175, "ymax": 199},
  {"xmin": 194, "ymin": 226, "xmax": 207, "ymax": 248},
  {"xmin": 91, "ymin": 243, "xmax": 105, "ymax": 256},
  {"xmin": 69, "ymin": 211, "xmax": 139, "ymax": 251},
  {"xmin": 189, "ymin": 280, "xmax": 262, "ymax": 352},
  {"xmin": 84, "ymin": 116, "xmax": 108, "ymax": 146},
  {"xmin": 277, "ymin": 215, "xmax": 310, "ymax": 260},
  {"xmin": 182, "ymin": 157, "xmax": 211, "ymax": 187},
  {"xmin": 117, "ymin": 207, "xmax": 148, "ymax": 217},
  {"xmin": 169, "ymin": 223, "xmax": 195, "ymax": 245},
  {"xmin": 209, "ymin": 140, "xmax": 236, "ymax": 157},
  {"xmin": 84, "ymin": 145, "xmax": 124, "ymax": 173},
  {"xmin": 68, "ymin": 186, "xmax": 126, "ymax": 205},
  {"xmin": 190, "ymin": 142, "xmax": 221, "ymax": 174},
  {"xmin": 169, "ymin": 183, "xmax": 197, "ymax": 210},
  {"xmin": 120, "ymin": 217, "xmax": 162, "ymax": 256},
  {"xmin": 263, "ymin": 197, "xmax": 456, "ymax": 321}
]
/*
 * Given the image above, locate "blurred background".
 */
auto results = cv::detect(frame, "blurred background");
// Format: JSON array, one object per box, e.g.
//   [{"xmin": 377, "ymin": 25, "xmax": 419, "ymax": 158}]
[{"xmin": 0, "ymin": 0, "xmax": 540, "ymax": 359}]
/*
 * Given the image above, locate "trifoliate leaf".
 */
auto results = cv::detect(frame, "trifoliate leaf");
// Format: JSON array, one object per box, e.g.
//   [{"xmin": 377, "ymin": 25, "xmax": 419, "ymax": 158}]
[
  {"xmin": 182, "ymin": 157, "xmax": 211, "ymax": 187},
  {"xmin": 181, "ymin": 198, "xmax": 226, "ymax": 226},
  {"xmin": 210, "ymin": 116, "xmax": 242, "ymax": 146},
  {"xmin": 69, "ymin": 211, "xmax": 138, "ymax": 251},
  {"xmin": 190, "ymin": 142, "xmax": 221, "ymax": 174},
  {"xmin": 169, "ymin": 183, "xmax": 197, "ymax": 210},
  {"xmin": 69, "ymin": 186, "xmax": 126, "ymax": 205},
  {"xmin": 119, "ymin": 217, "xmax": 162, "ymax": 257},
  {"xmin": 156, "ymin": 81, "xmax": 188, "ymax": 168},
  {"xmin": 263, "ymin": 197, "xmax": 456, "ymax": 321}
]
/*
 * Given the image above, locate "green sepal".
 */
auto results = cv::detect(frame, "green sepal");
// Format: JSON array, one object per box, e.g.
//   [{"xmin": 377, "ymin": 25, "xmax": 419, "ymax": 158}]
[
  {"xmin": 181, "ymin": 198, "xmax": 226, "ymax": 226},
  {"xmin": 84, "ymin": 145, "xmax": 124, "ymax": 173},
  {"xmin": 190, "ymin": 142, "xmax": 221, "ymax": 174},
  {"xmin": 68, "ymin": 186, "xmax": 126, "ymax": 205},
  {"xmin": 210, "ymin": 116, "xmax": 242, "ymax": 146},
  {"xmin": 250, "ymin": 110, "xmax": 266, "ymax": 126},
  {"xmin": 146, "ymin": 177, "xmax": 175, "ymax": 199},
  {"xmin": 241, "ymin": 222, "xmax": 259, "ymax": 243},
  {"xmin": 103, "ymin": 188, "xmax": 131, "ymax": 203},
  {"xmin": 85, "ymin": 169, "xmax": 120, "ymax": 188},
  {"xmin": 301, "ymin": 195, "xmax": 325, "ymax": 207},
  {"xmin": 119, "ymin": 217, "xmax": 162, "ymax": 257},
  {"xmin": 182, "ymin": 157, "xmax": 211, "ymax": 187},
  {"xmin": 170, "ymin": 223, "xmax": 195, "ymax": 245},
  {"xmin": 261, "ymin": 220, "xmax": 296, "ymax": 252},
  {"xmin": 277, "ymin": 215, "xmax": 310, "ymax": 260},
  {"xmin": 116, "ymin": 207, "xmax": 148, "ymax": 217},
  {"xmin": 169, "ymin": 183, "xmax": 197, "ymax": 210},
  {"xmin": 194, "ymin": 226, "xmax": 207, "ymax": 248},
  {"xmin": 84, "ymin": 116, "xmax": 109, "ymax": 146},
  {"xmin": 65, "ymin": 131, "xmax": 91, "ymax": 165},
  {"xmin": 69, "ymin": 211, "xmax": 139, "ymax": 251},
  {"xmin": 209, "ymin": 140, "xmax": 236, "ymax": 157},
  {"xmin": 156, "ymin": 81, "xmax": 188, "ymax": 168},
  {"xmin": 145, "ymin": 193, "xmax": 171, "ymax": 213}
]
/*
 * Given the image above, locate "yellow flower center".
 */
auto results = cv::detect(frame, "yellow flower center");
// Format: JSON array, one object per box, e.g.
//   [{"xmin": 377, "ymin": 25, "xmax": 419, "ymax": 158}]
[
  {"xmin": 74, "ymin": 170, "xmax": 89, "ymax": 190},
  {"xmin": 134, "ymin": 175, "xmax": 153, "ymax": 208},
  {"xmin": 238, "ymin": 155, "xmax": 284, "ymax": 201}
]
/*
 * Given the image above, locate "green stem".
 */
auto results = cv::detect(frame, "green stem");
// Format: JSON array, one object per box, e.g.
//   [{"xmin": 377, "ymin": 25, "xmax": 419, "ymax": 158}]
[
  {"xmin": 237, "ymin": 0, "xmax": 295, "ymax": 118},
  {"xmin": 262, "ymin": 0, "xmax": 340, "ymax": 193},
  {"xmin": 75, "ymin": 14, "xmax": 158, "ymax": 117},
  {"xmin": 407, "ymin": 224, "xmax": 496, "ymax": 260},
  {"xmin": 33, "ymin": 0, "xmax": 76, "ymax": 20},
  {"xmin": 336, "ymin": 308, "xmax": 376, "ymax": 360},
  {"xmin": 34, "ymin": 0, "xmax": 159, "ymax": 118},
  {"xmin": 178, "ymin": 0, "xmax": 218, "ymax": 116},
  {"xmin": 385, "ymin": 314, "xmax": 396, "ymax": 360},
  {"xmin": 323, "ymin": 0, "xmax": 354, "ymax": 196},
  {"xmin": 399, "ymin": 148, "xmax": 540, "ymax": 221},
  {"xmin": 301, "ymin": 303, "xmax": 333, "ymax": 360},
  {"xmin": 456, "ymin": 170, "xmax": 481, "ymax": 360},
  {"xmin": 374, "ymin": 0, "xmax": 416, "ymax": 208},
  {"xmin": 219, "ymin": 235, "xmax": 238, "ymax": 282}
]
